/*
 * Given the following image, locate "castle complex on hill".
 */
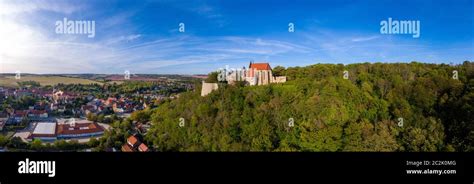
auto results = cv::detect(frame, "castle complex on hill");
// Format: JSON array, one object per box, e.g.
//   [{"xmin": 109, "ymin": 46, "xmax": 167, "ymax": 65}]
[
  {"xmin": 226, "ymin": 62, "xmax": 287, "ymax": 86},
  {"xmin": 201, "ymin": 62, "xmax": 286, "ymax": 96}
]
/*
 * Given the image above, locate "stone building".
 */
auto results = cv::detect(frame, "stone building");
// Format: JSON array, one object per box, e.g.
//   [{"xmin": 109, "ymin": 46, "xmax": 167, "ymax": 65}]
[{"xmin": 201, "ymin": 82, "xmax": 219, "ymax": 96}]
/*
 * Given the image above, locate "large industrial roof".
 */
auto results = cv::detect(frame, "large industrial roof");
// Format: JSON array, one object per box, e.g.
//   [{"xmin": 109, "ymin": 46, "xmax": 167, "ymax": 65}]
[{"xmin": 32, "ymin": 122, "xmax": 56, "ymax": 135}]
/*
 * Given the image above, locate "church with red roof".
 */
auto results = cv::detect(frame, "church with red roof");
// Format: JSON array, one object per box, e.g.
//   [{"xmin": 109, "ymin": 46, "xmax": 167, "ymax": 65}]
[{"xmin": 201, "ymin": 61, "xmax": 287, "ymax": 96}]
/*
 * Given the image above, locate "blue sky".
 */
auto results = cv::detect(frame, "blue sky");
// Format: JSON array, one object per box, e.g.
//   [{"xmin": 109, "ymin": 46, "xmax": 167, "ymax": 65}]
[{"xmin": 0, "ymin": 0, "xmax": 473, "ymax": 74}]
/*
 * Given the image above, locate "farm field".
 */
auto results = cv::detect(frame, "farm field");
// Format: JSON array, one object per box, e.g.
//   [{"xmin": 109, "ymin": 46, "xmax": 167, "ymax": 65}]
[{"xmin": 0, "ymin": 75, "xmax": 102, "ymax": 87}]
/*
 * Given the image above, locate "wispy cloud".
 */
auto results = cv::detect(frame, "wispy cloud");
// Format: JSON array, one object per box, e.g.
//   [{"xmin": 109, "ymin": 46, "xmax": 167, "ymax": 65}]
[
  {"xmin": 351, "ymin": 35, "xmax": 380, "ymax": 42},
  {"xmin": 186, "ymin": 2, "xmax": 227, "ymax": 27},
  {"xmin": 105, "ymin": 34, "xmax": 142, "ymax": 45}
]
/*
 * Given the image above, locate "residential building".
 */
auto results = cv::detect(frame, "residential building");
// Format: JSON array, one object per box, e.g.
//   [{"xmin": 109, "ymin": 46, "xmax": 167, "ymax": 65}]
[{"xmin": 121, "ymin": 135, "xmax": 149, "ymax": 152}]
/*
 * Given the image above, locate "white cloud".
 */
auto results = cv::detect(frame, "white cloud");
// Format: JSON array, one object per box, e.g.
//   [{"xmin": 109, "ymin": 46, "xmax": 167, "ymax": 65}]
[
  {"xmin": 351, "ymin": 35, "xmax": 379, "ymax": 42},
  {"xmin": 1, "ymin": 1, "xmax": 469, "ymax": 74},
  {"xmin": 105, "ymin": 34, "xmax": 142, "ymax": 45},
  {"xmin": 0, "ymin": 0, "xmax": 82, "ymax": 15}
]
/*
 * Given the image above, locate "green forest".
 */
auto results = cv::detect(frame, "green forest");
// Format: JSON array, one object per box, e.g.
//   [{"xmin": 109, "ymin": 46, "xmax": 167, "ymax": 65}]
[{"xmin": 138, "ymin": 62, "xmax": 473, "ymax": 152}]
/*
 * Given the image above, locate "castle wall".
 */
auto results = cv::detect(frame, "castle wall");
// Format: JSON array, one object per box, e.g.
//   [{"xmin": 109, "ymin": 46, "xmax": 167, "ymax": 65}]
[{"xmin": 201, "ymin": 81, "xmax": 219, "ymax": 96}]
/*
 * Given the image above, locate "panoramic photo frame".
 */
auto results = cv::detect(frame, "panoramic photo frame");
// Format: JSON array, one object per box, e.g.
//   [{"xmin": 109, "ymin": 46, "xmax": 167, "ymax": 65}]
[{"xmin": 0, "ymin": 0, "xmax": 473, "ymax": 183}]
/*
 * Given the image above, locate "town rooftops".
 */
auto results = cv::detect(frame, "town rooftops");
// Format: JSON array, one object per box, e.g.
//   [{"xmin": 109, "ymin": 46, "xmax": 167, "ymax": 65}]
[
  {"xmin": 249, "ymin": 62, "xmax": 272, "ymax": 70},
  {"xmin": 29, "ymin": 110, "xmax": 47, "ymax": 115}
]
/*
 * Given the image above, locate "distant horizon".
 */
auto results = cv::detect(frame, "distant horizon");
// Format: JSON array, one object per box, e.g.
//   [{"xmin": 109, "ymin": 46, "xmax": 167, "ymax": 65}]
[
  {"xmin": 0, "ymin": 60, "xmax": 471, "ymax": 75},
  {"xmin": 0, "ymin": 73, "xmax": 204, "ymax": 75},
  {"xmin": 1, "ymin": 0, "xmax": 473, "ymax": 74}
]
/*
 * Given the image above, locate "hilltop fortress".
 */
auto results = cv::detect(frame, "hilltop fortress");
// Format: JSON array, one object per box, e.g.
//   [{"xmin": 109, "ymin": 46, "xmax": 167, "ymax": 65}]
[{"xmin": 201, "ymin": 62, "xmax": 286, "ymax": 96}]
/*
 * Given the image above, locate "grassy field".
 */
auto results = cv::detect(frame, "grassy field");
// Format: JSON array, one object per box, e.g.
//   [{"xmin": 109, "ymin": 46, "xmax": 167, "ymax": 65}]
[{"xmin": 0, "ymin": 75, "xmax": 102, "ymax": 87}]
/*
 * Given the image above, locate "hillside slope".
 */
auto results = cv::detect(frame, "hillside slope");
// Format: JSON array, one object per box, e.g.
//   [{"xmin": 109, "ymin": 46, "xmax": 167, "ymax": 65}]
[{"xmin": 145, "ymin": 62, "xmax": 474, "ymax": 152}]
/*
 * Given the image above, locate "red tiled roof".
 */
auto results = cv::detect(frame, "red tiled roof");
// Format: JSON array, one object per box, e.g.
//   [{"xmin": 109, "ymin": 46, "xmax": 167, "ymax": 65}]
[
  {"xmin": 56, "ymin": 122, "xmax": 104, "ymax": 135},
  {"xmin": 127, "ymin": 136, "xmax": 139, "ymax": 146},
  {"xmin": 121, "ymin": 144, "xmax": 134, "ymax": 152},
  {"xmin": 14, "ymin": 110, "xmax": 28, "ymax": 116},
  {"xmin": 249, "ymin": 62, "xmax": 271, "ymax": 70},
  {"xmin": 82, "ymin": 105, "xmax": 95, "ymax": 110}
]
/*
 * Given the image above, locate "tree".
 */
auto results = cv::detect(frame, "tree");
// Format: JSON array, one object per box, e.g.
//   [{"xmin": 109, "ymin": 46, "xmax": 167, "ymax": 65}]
[
  {"xmin": 401, "ymin": 118, "xmax": 446, "ymax": 152},
  {"xmin": 0, "ymin": 135, "xmax": 8, "ymax": 147},
  {"xmin": 343, "ymin": 120, "xmax": 399, "ymax": 151},
  {"xmin": 205, "ymin": 72, "xmax": 219, "ymax": 83},
  {"xmin": 131, "ymin": 110, "xmax": 151, "ymax": 123},
  {"xmin": 7, "ymin": 137, "xmax": 28, "ymax": 149},
  {"xmin": 97, "ymin": 114, "xmax": 105, "ymax": 123},
  {"xmin": 87, "ymin": 113, "xmax": 98, "ymax": 122},
  {"xmin": 272, "ymin": 66, "xmax": 285, "ymax": 76}
]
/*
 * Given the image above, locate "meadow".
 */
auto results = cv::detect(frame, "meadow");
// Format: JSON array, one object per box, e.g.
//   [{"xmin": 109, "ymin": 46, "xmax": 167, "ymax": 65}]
[{"xmin": 0, "ymin": 75, "xmax": 102, "ymax": 87}]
